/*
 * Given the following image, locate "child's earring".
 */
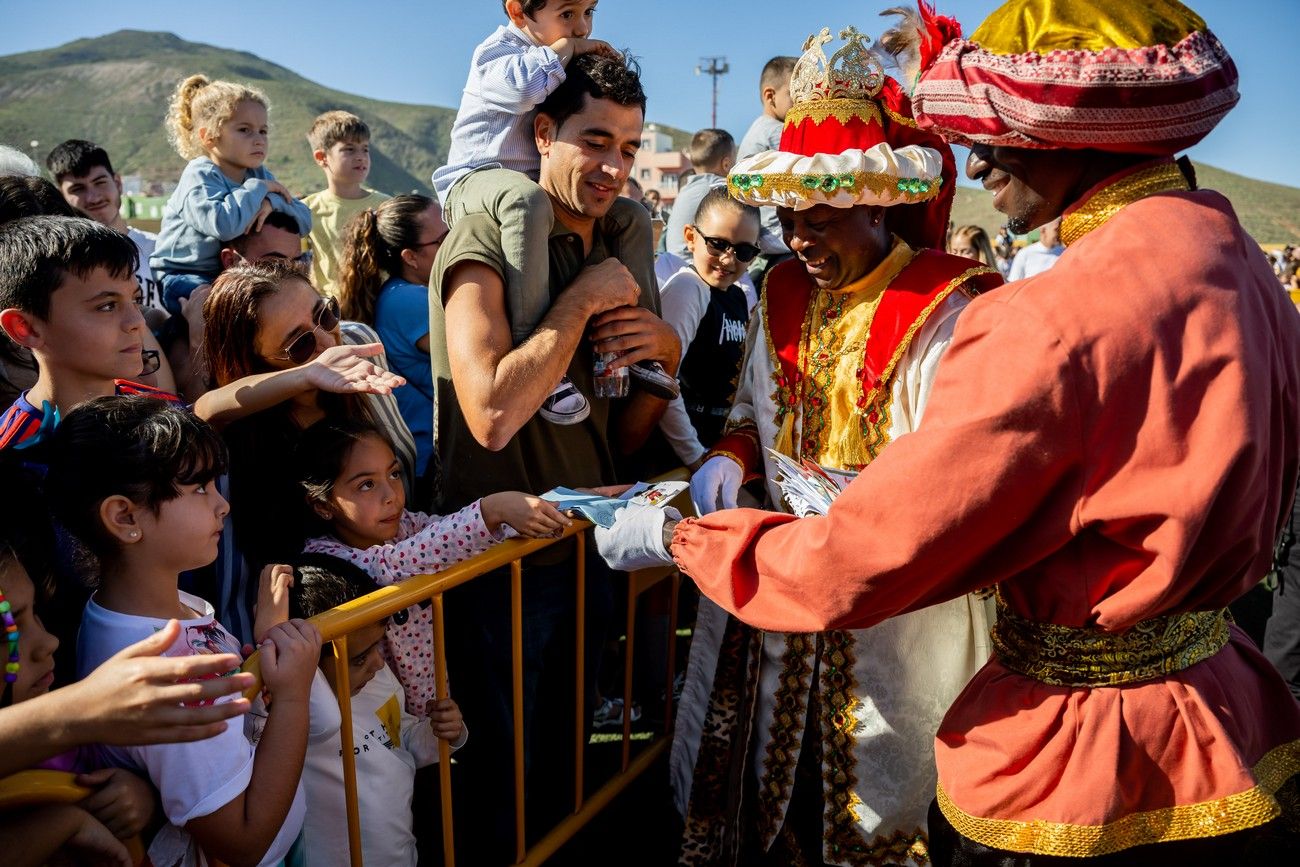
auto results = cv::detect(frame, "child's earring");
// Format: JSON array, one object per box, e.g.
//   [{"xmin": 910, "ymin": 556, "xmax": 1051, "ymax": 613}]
[{"xmin": 129, "ymin": 530, "xmax": 140, "ymax": 539}]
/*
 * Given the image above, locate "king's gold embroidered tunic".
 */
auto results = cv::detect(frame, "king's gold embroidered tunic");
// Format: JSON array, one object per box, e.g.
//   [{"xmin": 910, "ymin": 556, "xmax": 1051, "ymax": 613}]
[{"xmin": 672, "ymin": 246, "xmax": 1000, "ymax": 866}]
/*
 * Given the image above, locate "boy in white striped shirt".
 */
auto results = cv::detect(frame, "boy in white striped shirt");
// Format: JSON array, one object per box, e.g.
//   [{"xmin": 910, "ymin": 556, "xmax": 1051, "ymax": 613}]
[{"xmin": 432, "ymin": 0, "xmax": 676, "ymax": 426}]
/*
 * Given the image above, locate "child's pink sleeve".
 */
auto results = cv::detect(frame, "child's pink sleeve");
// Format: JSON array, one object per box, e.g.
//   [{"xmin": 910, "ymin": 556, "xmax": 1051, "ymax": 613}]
[{"xmin": 359, "ymin": 501, "xmax": 500, "ymax": 584}]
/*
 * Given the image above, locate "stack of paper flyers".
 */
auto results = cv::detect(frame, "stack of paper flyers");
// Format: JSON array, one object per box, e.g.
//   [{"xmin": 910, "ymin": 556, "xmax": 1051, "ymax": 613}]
[
  {"xmin": 541, "ymin": 480, "xmax": 689, "ymax": 528},
  {"xmin": 766, "ymin": 448, "xmax": 856, "ymax": 517}
]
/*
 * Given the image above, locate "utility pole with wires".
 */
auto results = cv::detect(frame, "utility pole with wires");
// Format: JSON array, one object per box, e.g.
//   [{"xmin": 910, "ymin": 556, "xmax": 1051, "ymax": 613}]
[{"xmin": 695, "ymin": 56, "xmax": 729, "ymax": 128}]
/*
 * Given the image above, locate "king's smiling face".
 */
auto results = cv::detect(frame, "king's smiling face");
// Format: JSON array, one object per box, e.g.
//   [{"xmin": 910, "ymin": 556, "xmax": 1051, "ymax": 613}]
[{"xmin": 776, "ymin": 203, "xmax": 891, "ymax": 292}]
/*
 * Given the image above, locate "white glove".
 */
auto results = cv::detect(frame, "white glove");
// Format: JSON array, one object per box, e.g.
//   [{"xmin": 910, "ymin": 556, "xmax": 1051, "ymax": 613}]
[
  {"xmin": 690, "ymin": 455, "xmax": 742, "ymax": 516},
  {"xmin": 594, "ymin": 506, "xmax": 681, "ymax": 572}
]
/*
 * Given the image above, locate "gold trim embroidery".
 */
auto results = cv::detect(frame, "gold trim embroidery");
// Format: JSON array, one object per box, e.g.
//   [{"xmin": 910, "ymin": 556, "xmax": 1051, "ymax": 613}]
[
  {"xmin": 882, "ymin": 104, "xmax": 919, "ymax": 129},
  {"xmin": 728, "ymin": 171, "xmax": 942, "ymax": 206},
  {"xmin": 757, "ymin": 633, "xmax": 816, "ymax": 847},
  {"xmin": 1061, "ymin": 162, "xmax": 1189, "ymax": 247},
  {"xmin": 764, "ymin": 281, "xmax": 817, "ymax": 454},
  {"xmin": 991, "ymin": 599, "xmax": 1230, "ymax": 687},
  {"xmin": 936, "ymin": 739, "xmax": 1300, "ymax": 856},
  {"xmin": 706, "ymin": 448, "xmax": 747, "ymax": 473},
  {"xmin": 785, "ymin": 98, "xmax": 882, "ymax": 129},
  {"xmin": 859, "ymin": 266, "xmax": 995, "ymax": 412},
  {"xmin": 858, "ymin": 387, "xmax": 894, "ymax": 464}
]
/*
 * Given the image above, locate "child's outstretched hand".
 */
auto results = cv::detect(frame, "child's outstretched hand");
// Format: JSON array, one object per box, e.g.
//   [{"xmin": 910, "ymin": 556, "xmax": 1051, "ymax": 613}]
[
  {"xmin": 425, "ymin": 697, "xmax": 465, "ymax": 743},
  {"xmin": 481, "ymin": 491, "xmax": 572, "ymax": 538},
  {"xmin": 75, "ymin": 767, "xmax": 157, "ymax": 840},
  {"xmin": 259, "ymin": 619, "xmax": 322, "ymax": 704},
  {"xmin": 253, "ymin": 564, "xmax": 293, "ymax": 643}
]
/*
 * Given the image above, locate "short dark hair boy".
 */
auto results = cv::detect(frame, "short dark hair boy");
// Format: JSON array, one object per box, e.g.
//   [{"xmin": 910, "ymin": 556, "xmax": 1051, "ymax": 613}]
[{"xmin": 0, "ymin": 216, "xmax": 176, "ymax": 452}]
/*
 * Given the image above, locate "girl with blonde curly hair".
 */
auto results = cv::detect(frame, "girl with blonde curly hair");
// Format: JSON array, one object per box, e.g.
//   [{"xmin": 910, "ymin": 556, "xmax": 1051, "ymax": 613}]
[{"xmin": 151, "ymin": 74, "xmax": 311, "ymax": 318}]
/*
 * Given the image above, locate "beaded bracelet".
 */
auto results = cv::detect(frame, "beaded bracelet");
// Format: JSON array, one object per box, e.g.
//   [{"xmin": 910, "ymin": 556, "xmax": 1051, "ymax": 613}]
[{"xmin": 0, "ymin": 586, "xmax": 19, "ymax": 686}]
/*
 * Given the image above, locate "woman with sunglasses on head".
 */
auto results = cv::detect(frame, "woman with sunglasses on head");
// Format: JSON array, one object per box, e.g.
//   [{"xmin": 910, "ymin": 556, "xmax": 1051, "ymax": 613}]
[
  {"xmin": 336, "ymin": 195, "xmax": 446, "ymax": 502},
  {"xmin": 194, "ymin": 258, "xmax": 407, "ymax": 580},
  {"xmin": 658, "ymin": 188, "xmax": 762, "ymax": 471}
]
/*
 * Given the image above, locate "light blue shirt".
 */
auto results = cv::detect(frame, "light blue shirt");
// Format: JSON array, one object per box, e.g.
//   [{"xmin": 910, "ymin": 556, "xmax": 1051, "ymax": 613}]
[
  {"xmin": 432, "ymin": 23, "xmax": 567, "ymax": 205},
  {"xmin": 151, "ymin": 157, "xmax": 312, "ymax": 276},
  {"xmin": 374, "ymin": 277, "xmax": 435, "ymax": 477},
  {"xmin": 1008, "ymin": 242, "xmax": 1065, "ymax": 282}
]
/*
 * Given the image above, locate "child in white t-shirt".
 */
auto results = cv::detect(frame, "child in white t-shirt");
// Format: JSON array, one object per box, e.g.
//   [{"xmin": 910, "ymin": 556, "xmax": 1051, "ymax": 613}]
[
  {"xmin": 48, "ymin": 395, "xmax": 324, "ymax": 867},
  {"xmin": 273, "ymin": 554, "xmax": 467, "ymax": 867}
]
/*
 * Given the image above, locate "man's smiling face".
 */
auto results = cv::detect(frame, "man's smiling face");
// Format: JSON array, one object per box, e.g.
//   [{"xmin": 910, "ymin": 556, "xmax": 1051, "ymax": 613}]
[{"xmin": 536, "ymin": 93, "xmax": 643, "ymax": 223}]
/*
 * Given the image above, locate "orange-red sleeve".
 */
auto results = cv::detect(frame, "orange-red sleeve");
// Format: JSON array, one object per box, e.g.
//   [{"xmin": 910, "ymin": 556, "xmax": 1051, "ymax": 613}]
[{"xmin": 670, "ymin": 294, "xmax": 1085, "ymax": 632}]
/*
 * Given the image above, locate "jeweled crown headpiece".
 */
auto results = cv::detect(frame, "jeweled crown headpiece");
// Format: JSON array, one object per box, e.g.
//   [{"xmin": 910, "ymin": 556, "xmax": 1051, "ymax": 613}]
[{"xmin": 727, "ymin": 24, "xmax": 957, "ymax": 249}]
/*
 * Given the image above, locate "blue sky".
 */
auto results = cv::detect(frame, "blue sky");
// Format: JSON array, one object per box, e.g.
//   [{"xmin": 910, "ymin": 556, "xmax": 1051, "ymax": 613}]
[{"xmin": 3, "ymin": 0, "xmax": 1297, "ymax": 186}]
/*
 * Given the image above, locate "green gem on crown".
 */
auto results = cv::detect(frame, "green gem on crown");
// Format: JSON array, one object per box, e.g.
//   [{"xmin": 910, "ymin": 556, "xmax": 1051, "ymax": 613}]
[{"xmin": 802, "ymin": 176, "xmax": 821, "ymax": 190}]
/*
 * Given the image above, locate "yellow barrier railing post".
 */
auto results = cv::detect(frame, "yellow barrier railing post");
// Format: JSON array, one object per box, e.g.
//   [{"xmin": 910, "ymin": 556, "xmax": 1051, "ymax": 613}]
[
  {"xmin": 332, "ymin": 634, "xmax": 364, "ymax": 867},
  {"xmin": 221, "ymin": 488, "xmax": 691, "ymax": 867},
  {"xmin": 573, "ymin": 532, "xmax": 586, "ymax": 814},
  {"xmin": 510, "ymin": 559, "xmax": 526, "ymax": 864},
  {"xmin": 431, "ymin": 593, "xmax": 455, "ymax": 867}
]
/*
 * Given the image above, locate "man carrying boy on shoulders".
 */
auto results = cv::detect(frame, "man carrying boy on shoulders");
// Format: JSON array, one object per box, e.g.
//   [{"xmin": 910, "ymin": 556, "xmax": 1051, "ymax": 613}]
[{"xmin": 428, "ymin": 50, "xmax": 680, "ymax": 857}]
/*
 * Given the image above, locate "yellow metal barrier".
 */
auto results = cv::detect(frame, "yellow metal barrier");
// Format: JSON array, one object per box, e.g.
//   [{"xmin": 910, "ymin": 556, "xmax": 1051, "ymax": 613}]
[
  {"xmin": 239, "ymin": 472, "xmax": 691, "ymax": 866},
  {"xmin": 0, "ymin": 770, "xmax": 147, "ymax": 864},
  {"xmin": 1, "ymin": 473, "xmax": 690, "ymax": 867}
]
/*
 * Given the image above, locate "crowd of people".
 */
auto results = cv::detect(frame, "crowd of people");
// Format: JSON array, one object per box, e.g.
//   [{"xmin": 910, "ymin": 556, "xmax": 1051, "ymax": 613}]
[{"xmin": 1, "ymin": 0, "xmax": 1299, "ymax": 865}]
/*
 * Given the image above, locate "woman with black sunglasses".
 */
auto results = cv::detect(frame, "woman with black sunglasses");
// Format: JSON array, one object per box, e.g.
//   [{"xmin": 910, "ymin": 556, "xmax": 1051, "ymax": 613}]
[{"xmin": 194, "ymin": 258, "xmax": 407, "ymax": 584}]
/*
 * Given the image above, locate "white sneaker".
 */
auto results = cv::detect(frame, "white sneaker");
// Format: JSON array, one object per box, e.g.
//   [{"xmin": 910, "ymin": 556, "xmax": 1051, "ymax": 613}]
[
  {"xmin": 592, "ymin": 697, "xmax": 642, "ymax": 729},
  {"xmin": 539, "ymin": 376, "xmax": 590, "ymax": 425}
]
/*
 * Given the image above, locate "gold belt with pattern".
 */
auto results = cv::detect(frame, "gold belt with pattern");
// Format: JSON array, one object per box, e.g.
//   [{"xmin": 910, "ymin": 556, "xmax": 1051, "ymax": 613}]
[{"xmin": 991, "ymin": 598, "xmax": 1230, "ymax": 687}]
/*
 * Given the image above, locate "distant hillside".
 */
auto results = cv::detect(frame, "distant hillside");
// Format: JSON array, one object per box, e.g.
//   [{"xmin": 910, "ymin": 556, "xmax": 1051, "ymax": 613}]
[
  {"xmin": 0, "ymin": 30, "xmax": 455, "ymax": 196},
  {"xmin": 951, "ymin": 163, "xmax": 1300, "ymax": 244},
  {"xmin": 3, "ymin": 31, "xmax": 1298, "ymax": 242}
]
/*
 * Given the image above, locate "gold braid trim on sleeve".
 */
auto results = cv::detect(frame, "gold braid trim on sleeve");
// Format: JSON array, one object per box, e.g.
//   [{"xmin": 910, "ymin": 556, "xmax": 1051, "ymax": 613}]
[{"xmin": 935, "ymin": 739, "xmax": 1300, "ymax": 856}]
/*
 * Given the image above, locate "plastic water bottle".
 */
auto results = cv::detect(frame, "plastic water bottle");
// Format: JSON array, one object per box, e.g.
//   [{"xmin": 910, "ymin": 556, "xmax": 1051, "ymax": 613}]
[{"xmin": 593, "ymin": 351, "xmax": 629, "ymax": 398}]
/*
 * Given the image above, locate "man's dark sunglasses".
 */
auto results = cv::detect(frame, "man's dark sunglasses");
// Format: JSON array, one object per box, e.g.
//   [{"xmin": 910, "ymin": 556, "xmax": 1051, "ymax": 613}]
[
  {"xmin": 690, "ymin": 227, "xmax": 761, "ymax": 263},
  {"xmin": 274, "ymin": 296, "xmax": 341, "ymax": 365}
]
